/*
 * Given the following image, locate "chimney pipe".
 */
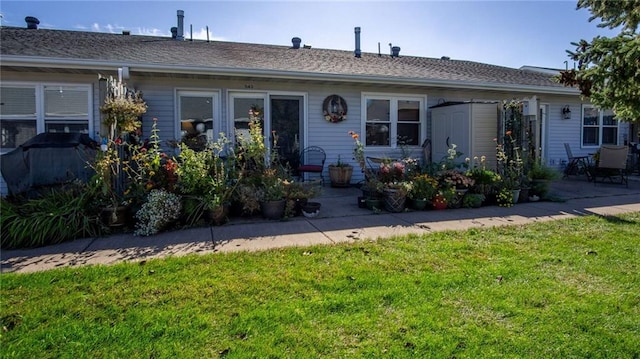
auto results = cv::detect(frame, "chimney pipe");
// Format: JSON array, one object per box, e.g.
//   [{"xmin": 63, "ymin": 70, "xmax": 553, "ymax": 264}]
[
  {"xmin": 354, "ymin": 27, "xmax": 361, "ymax": 58},
  {"xmin": 25, "ymin": 16, "xmax": 40, "ymax": 29},
  {"xmin": 291, "ymin": 37, "xmax": 301, "ymax": 49},
  {"xmin": 391, "ymin": 46, "xmax": 400, "ymax": 57},
  {"xmin": 170, "ymin": 27, "xmax": 177, "ymax": 39},
  {"xmin": 176, "ymin": 10, "xmax": 184, "ymax": 41}
]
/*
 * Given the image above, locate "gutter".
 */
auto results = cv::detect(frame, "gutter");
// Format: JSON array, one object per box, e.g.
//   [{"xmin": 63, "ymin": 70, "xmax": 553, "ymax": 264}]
[{"xmin": 0, "ymin": 55, "xmax": 580, "ymax": 96}]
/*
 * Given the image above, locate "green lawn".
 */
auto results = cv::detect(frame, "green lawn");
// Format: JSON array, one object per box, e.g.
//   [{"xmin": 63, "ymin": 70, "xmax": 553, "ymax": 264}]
[{"xmin": 2, "ymin": 213, "xmax": 639, "ymax": 358}]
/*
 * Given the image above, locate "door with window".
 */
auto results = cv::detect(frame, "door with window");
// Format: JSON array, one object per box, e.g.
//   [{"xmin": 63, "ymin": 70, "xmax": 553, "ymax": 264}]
[
  {"xmin": 270, "ymin": 96, "xmax": 303, "ymax": 169},
  {"xmin": 230, "ymin": 93, "xmax": 303, "ymax": 168}
]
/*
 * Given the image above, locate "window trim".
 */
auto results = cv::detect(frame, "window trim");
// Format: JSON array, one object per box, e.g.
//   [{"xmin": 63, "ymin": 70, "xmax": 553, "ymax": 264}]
[
  {"xmin": 0, "ymin": 82, "xmax": 93, "ymax": 151},
  {"xmin": 361, "ymin": 93, "xmax": 427, "ymax": 148},
  {"xmin": 580, "ymin": 104, "xmax": 619, "ymax": 148}
]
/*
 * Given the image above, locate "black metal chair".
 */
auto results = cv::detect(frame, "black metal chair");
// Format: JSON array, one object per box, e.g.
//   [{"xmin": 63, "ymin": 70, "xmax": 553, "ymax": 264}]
[
  {"xmin": 563, "ymin": 143, "xmax": 590, "ymax": 179},
  {"xmin": 298, "ymin": 146, "xmax": 326, "ymax": 184}
]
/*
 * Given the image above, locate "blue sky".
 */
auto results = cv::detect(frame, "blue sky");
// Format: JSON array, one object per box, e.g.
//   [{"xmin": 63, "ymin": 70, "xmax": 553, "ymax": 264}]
[{"xmin": 0, "ymin": 0, "xmax": 617, "ymax": 69}]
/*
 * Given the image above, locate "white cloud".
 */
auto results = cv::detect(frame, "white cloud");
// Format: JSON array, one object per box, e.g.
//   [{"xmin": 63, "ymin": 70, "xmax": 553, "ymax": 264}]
[
  {"xmin": 74, "ymin": 22, "xmax": 226, "ymax": 41},
  {"xmin": 189, "ymin": 27, "xmax": 225, "ymax": 42},
  {"xmin": 136, "ymin": 27, "xmax": 169, "ymax": 37}
]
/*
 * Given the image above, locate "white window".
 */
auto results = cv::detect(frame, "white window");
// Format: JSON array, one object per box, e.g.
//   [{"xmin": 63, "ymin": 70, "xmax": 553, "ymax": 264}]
[
  {"xmin": 363, "ymin": 94, "xmax": 425, "ymax": 147},
  {"xmin": 0, "ymin": 86, "xmax": 37, "ymax": 148},
  {"xmin": 581, "ymin": 105, "xmax": 618, "ymax": 147},
  {"xmin": 0, "ymin": 83, "xmax": 92, "ymax": 149}
]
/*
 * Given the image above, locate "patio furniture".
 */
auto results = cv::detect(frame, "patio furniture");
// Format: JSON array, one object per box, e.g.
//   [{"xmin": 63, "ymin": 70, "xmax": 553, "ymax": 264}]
[
  {"xmin": 298, "ymin": 146, "xmax": 326, "ymax": 184},
  {"xmin": 365, "ymin": 156, "xmax": 399, "ymax": 181},
  {"xmin": 591, "ymin": 145, "xmax": 629, "ymax": 187},
  {"xmin": 563, "ymin": 143, "xmax": 590, "ymax": 179}
]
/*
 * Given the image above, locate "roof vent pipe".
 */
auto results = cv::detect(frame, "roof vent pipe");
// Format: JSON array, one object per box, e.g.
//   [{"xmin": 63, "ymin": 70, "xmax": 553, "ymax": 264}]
[
  {"xmin": 25, "ymin": 16, "xmax": 40, "ymax": 29},
  {"xmin": 170, "ymin": 27, "xmax": 177, "ymax": 39},
  {"xmin": 391, "ymin": 46, "xmax": 401, "ymax": 57},
  {"xmin": 354, "ymin": 27, "xmax": 361, "ymax": 58},
  {"xmin": 176, "ymin": 10, "xmax": 184, "ymax": 41},
  {"xmin": 292, "ymin": 37, "xmax": 301, "ymax": 49}
]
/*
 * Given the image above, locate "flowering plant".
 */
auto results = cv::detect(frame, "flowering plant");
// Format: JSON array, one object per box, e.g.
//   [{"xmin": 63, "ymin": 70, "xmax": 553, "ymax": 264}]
[
  {"xmin": 134, "ymin": 189, "xmax": 182, "ymax": 236},
  {"xmin": 384, "ymin": 181, "xmax": 412, "ymax": 197},
  {"xmin": 496, "ymin": 187, "xmax": 514, "ymax": 207},
  {"xmin": 99, "ymin": 76, "xmax": 147, "ymax": 139},
  {"xmin": 258, "ymin": 169, "xmax": 287, "ymax": 202},
  {"xmin": 379, "ymin": 161, "xmax": 406, "ymax": 183},
  {"xmin": 440, "ymin": 143, "xmax": 465, "ymax": 170},
  {"xmin": 348, "ymin": 131, "xmax": 365, "ymax": 173},
  {"xmin": 124, "ymin": 119, "xmax": 177, "ymax": 204},
  {"xmin": 496, "ymin": 131, "xmax": 524, "ymax": 190},
  {"xmin": 439, "ymin": 170, "xmax": 475, "ymax": 190},
  {"xmin": 409, "ymin": 174, "xmax": 438, "ymax": 200}
]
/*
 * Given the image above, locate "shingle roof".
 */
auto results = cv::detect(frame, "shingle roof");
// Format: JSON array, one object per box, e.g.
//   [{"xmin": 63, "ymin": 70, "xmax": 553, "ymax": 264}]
[{"xmin": 1, "ymin": 26, "xmax": 570, "ymax": 92}]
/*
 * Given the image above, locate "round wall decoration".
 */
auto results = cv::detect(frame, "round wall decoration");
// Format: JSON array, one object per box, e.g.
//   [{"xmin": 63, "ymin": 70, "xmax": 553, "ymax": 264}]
[{"xmin": 323, "ymin": 95, "xmax": 348, "ymax": 123}]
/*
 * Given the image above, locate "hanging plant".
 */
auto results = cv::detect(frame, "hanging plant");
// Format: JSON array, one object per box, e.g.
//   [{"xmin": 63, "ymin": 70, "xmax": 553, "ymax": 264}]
[{"xmin": 100, "ymin": 76, "xmax": 147, "ymax": 139}]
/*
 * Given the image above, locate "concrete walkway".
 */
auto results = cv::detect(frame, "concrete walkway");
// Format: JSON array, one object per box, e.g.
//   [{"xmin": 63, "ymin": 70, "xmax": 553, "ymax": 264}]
[{"xmin": 3, "ymin": 177, "xmax": 640, "ymax": 274}]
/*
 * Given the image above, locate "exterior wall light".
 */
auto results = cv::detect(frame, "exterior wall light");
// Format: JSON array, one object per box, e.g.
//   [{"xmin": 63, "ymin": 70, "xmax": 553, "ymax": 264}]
[{"xmin": 562, "ymin": 105, "xmax": 572, "ymax": 120}]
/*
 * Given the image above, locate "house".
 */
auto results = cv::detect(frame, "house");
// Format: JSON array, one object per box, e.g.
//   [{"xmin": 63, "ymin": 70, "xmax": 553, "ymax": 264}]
[{"xmin": 0, "ymin": 11, "xmax": 633, "ymax": 196}]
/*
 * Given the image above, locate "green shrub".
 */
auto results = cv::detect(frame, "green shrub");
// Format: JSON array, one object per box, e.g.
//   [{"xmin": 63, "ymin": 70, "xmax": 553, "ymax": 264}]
[{"xmin": 1, "ymin": 183, "xmax": 104, "ymax": 249}]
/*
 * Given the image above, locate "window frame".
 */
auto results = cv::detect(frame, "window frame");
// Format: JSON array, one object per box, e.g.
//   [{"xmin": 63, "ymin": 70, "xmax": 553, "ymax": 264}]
[
  {"xmin": 581, "ymin": 104, "xmax": 619, "ymax": 148},
  {"xmin": 0, "ymin": 82, "xmax": 93, "ymax": 151},
  {"xmin": 175, "ymin": 89, "xmax": 221, "ymax": 144},
  {"xmin": 361, "ymin": 93, "xmax": 427, "ymax": 149}
]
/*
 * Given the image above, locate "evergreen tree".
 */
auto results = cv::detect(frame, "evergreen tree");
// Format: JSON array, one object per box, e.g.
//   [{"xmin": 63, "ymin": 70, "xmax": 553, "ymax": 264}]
[{"xmin": 558, "ymin": 0, "xmax": 640, "ymax": 123}]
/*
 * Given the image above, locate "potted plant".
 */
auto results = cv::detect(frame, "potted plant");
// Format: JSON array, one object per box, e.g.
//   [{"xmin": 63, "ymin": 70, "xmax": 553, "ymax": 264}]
[
  {"xmin": 231, "ymin": 180, "xmax": 262, "ymax": 217},
  {"xmin": 328, "ymin": 155, "xmax": 353, "ymax": 187},
  {"xmin": 462, "ymin": 193, "xmax": 485, "ymax": 208},
  {"xmin": 258, "ymin": 169, "xmax": 287, "ymax": 219},
  {"xmin": 383, "ymin": 181, "xmax": 411, "ymax": 213},
  {"xmin": 432, "ymin": 191, "xmax": 448, "ymax": 210},
  {"xmin": 284, "ymin": 181, "xmax": 319, "ymax": 217},
  {"xmin": 89, "ymin": 140, "xmax": 129, "ymax": 227},
  {"xmin": 496, "ymin": 187, "xmax": 515, "ymax": 207},
  {"xmin": 466, "ymin": 157, "xmax": 500, "ymax": 197},
  {"xmin": 528, "ymin": 162, "xmax": 559, "ymax": 199},
  {"xmin": 495, "ymin": 131, "xmax": 524, "ymax": 199},
  {"xmin": 134, "ymin": 189, "xmax": 182, "ymax": 236},
  {"xmin": 439, "ymin": 170, "xmax": 475, "ymax": 194},
  {"xmin": 408, "ymin": 174, "xmax": 438, "ymax": 210},
  {"xmin": 301, "ymin": 201, "xmax": 322, "ymax": 218},
  {"xmin": 99, "ymin": 76, "xmax": 147, "ymax": 141}
]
